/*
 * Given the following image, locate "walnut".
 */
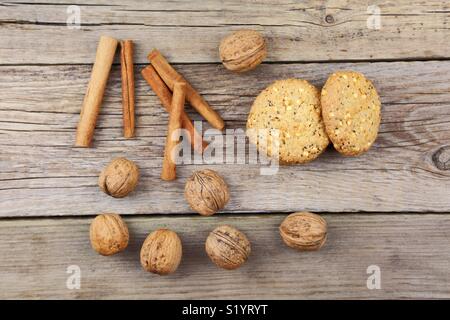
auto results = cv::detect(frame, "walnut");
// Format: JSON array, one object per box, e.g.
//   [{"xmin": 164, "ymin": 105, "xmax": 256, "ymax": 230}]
[
  {"xmin": 279, "ymin": 212, "xmax": 327, "ymax": 251},
  {"xmin": 219, "ymin": 29, "xmax": 267, "ymax": 72},
  {"xmin": 140, "ymin": 229, "xmax": 182, "ymax": 275},
  {"xmin": 98, "ymin": 157, "xmax": 139, "ymax": 198},
  {"xmin": 90, "ymin": 213, "xmax": 129, "ymax": 256},
  {"xmin": 184, "ymin": 169, "xmax": 230, "ymax": 216},
  {"xmin": 205, "ymin": 225, "xmax": 251, "ymax": 270}
]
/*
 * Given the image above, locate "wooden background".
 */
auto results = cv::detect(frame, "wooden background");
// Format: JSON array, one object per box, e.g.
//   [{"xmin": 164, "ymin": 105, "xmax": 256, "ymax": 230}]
[{"xmin": 0, "ymin": 0, "xmax": 449, "ymax": 299}]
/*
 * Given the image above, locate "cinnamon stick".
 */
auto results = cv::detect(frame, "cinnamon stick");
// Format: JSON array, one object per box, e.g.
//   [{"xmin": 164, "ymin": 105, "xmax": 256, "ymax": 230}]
[
  {"xmin": 76, "ymin": 36, "xmax": 118, "ymax": 147},
  {"xmin": 161, "ymin": 82, "xmax": 186, "ymax": 181},
  {"xmin": 120, "ymin": 40, "xmax": 135, "ymax": 138},
  {"xmin": 148, "ymin": 49, "xmax": 225, "ymax": 130},
  {"xmin": 141, "ymin": 65, "xmax": 207, "ymax": 154}
]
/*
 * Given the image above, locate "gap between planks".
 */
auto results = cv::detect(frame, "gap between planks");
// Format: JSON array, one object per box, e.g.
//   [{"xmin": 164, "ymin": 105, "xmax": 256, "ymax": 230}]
[
  {"xmin": 2, "ymin": 211, "xmax": 450, "ymax": 223},
  {"xmin": 4, "ymin": 56, "xmax": 450, "ymax": 67}
]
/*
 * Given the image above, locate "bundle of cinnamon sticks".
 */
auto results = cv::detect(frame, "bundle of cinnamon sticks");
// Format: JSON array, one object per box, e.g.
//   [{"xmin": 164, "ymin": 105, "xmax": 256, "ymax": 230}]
[
  {"xmin": 75, "ymin": 36, "xmax": 225, "ymax": 181},
  {"xmin": 76, "ymin": 36, "xmax": 136, "ymax": 147},
  {"xmin": 142, "ymin": 49, "xmax": 225, "ymax": 181}
]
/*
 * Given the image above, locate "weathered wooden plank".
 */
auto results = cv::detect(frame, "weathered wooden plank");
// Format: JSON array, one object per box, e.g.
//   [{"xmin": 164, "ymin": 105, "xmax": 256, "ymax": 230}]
[
  {"xmin": 0, "ymin": 0, "xmax": 449, "ymax": 64},
  {"xmin": 0, "ymin": 61, "xmax": 449, "ymax": 217},
  {"xmin": 0, "ymin": 214, "xmax": 449, "ymax": 299}
]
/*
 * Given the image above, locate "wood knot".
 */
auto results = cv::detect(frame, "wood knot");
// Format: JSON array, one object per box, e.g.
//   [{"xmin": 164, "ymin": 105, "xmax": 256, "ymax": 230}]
[
  {"xmin": 432, "ymin": 146, "xmax": 450, "ymax": 170},
  {"xmin": 325, "ymin": 14, "xmax": 335, "ymax": 24}
]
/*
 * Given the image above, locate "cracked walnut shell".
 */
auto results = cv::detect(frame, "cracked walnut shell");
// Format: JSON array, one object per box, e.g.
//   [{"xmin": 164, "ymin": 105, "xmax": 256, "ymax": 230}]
[
  {"xmin": 184, "ymin": 169, "xmax": 230, "ymax": 216},
  {"xmin": 205, "ymin": 225, "xmax": 251, "ymax": 270},
  {"xmin": 90, "ymin": 213, "xmax": 129, "ymax": 256},
  {"xmin": 98, "ymin": 157, "xmax": 139, "ymax": 198},
  {"xmin": 219, "ymin": 29, "xmax": 267, "ymax": 72},
  {"xmin": 140, "ymin": 229, "xmax": 182, "ymax": 275},
  {"xmin": 279, "ymin": 212, "xmax": 327, "ymax": 251}
]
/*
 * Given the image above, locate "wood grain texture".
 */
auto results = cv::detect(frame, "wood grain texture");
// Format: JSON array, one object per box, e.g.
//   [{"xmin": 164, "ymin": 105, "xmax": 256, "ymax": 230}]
[
  {"xmin": 0, "ymin": 0, "xmax": 449, "ymax": 64},
  {"xmin": 0, "ymin": 61, "xmax": 449, "ymax": 217},
  {"xmin": 1, "ymin": 214, "xmax": 450, "ymax": 299},
  {"xmin": 1, "ymin": 0, "xmax": 450, "ymax": 301}
]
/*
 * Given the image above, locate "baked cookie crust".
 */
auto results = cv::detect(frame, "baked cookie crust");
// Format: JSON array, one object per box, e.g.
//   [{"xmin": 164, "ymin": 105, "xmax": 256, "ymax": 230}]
[
  {"xmin": 321, "ymin": 71, "xmax": 381, "ymax": 156},
  {"xmin": 247, "ymin": 79, "xmax": 329, "ymax": 164}
]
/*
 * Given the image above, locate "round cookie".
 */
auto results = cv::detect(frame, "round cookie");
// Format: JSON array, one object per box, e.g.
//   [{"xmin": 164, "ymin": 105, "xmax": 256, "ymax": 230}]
[
  {"xmin": 321, "ymin": 71, "xmax": 381, "ymax": 156},
  {"xmin": 247, "ymin": 79, "xmax": 329, "ymax": 164}
]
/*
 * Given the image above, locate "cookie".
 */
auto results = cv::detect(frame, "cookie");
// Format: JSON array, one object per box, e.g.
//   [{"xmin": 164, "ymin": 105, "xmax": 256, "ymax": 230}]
[
  {"xmin": 247, "ymin": 79, "xmax": 329, "ymax": 164},
  {"xmin": 321, "ymin": 71, "xmax": 381, "ymax": 156}
]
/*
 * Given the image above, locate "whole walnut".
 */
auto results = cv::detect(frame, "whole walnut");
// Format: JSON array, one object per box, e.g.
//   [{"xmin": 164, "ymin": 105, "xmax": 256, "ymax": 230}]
[
  {"xmin": 184, "ymin": 169, "xmax": 230, "ymax": 216},
  {"xmin": 90, "ymin": 213, "xmax": 129, "ymax": 256},
  {"xmin": 279, "ymin": 212, "xmax": 327, "ymax": 251},
  {"xmin": 98, "ymin": 157, "xmax": 139, "ymax": 198},
  {"xmin": 140, "ymin": 229, "xmax": 182, "ymax": 275},
  {"xmin": 205, "ymin": 225, "xmax": 251, "ymax": 270},
  {"xmin": 219, "ymin": 29, "xmax": 267, "ymax": 72}
]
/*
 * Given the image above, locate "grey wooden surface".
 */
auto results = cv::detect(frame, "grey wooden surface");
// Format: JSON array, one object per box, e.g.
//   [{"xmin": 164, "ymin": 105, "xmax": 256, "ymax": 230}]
[
  {"xmin": 1, "ymin": 61, "xmax": 449, "ymax": 217},
  {"xmin": 2, "ymin": 214, "xmax": 450, "ymax": 299},
  {"xmin": 0, "ymin": 0, "xmax": 449, "ymax": 64},
  {"xmin": 0, "ymin": 0, "xmax": 450, "ymax": 299}
]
